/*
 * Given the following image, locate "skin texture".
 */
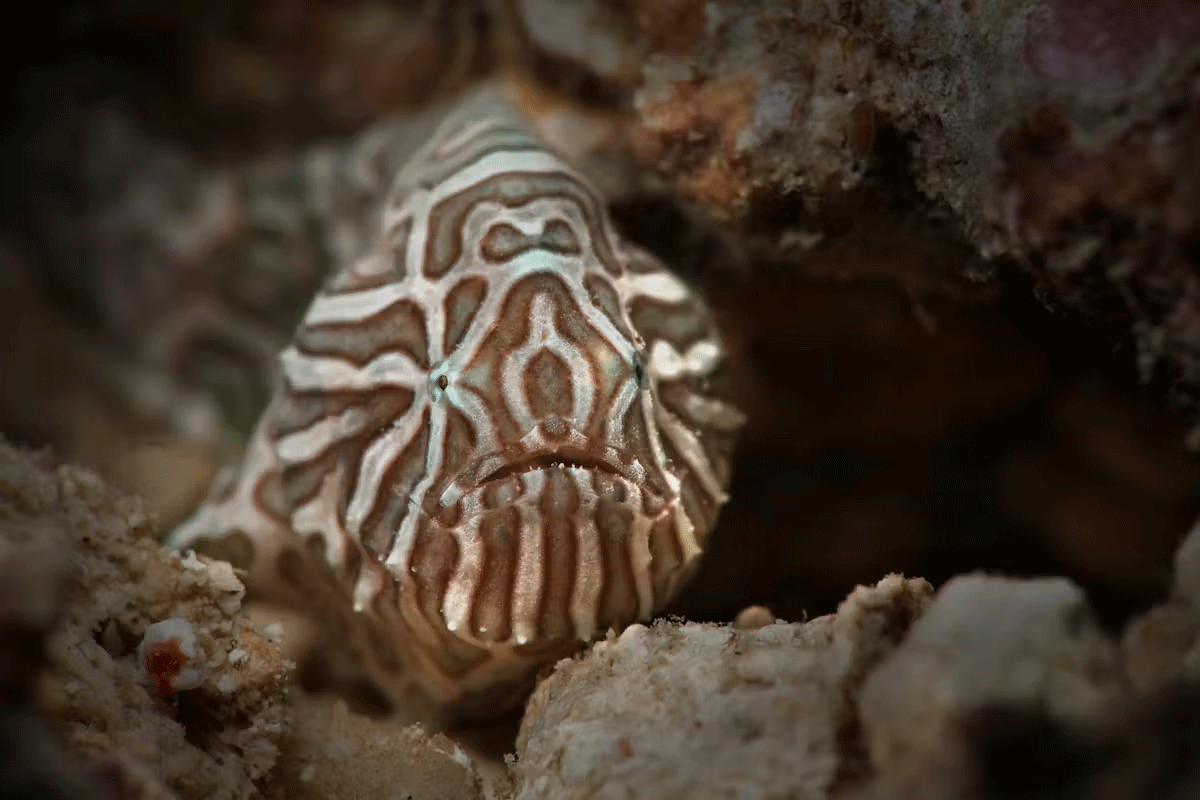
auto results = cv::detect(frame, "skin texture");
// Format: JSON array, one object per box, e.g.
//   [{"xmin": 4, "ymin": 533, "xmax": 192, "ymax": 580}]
[{"xmin": 167, "ymin": 83, "xmax": 744, "ymax": 725}]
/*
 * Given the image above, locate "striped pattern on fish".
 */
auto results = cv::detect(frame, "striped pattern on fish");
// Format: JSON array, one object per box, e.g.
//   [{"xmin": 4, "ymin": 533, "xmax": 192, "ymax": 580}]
[{"xmin": 167, "ymin": 84, "xmax": 744, "ymax": 724}]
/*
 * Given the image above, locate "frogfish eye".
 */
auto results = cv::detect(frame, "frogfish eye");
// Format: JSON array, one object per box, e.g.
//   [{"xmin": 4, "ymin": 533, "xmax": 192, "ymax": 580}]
[{"xmin": 632, "ymin": 353, "xmax": 647, "ymax": 389}]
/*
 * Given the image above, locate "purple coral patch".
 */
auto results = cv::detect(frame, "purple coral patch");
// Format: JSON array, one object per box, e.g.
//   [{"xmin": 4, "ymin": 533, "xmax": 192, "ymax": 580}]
[{"xmin": 1026, "ymin": 0, "xmax": 1200, "ymax": 98}]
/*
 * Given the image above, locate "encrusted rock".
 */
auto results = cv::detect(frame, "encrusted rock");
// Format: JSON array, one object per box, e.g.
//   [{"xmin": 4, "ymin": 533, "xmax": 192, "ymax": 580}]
[
  {"xmin": 505, "ymin": 0, "xmax": 1200, "ymax": 395},
  {"xmin": 513, "ymin": 574, "xmax": 932, "ymax": 799},
  {"xmin": 0, "ymin": 439, "xmax": 292, "ymax": 799},
  {"xmin": 0, "ymin": 506, "xmax": 115, "ymax": 798},
  {"xmin": 852, "ymin": 681, "xmax": 1200, "ymax": 800},
  {"xmin": 858, "ymin": 574, "xmax": 1128, "ymax": 773},
  {"xmin": 1122, "ymin": 515, "xmax": 1200, "ymax": 692},
  {"xmin": 269, "ymin": 694, "xmax": 502, "ymax": 800}
]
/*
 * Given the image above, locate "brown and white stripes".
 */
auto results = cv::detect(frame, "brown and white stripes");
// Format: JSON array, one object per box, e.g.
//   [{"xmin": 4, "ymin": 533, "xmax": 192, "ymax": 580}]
[{"xmin": 168, "ymin": 84, "xmax": 744, "ymax": 724}]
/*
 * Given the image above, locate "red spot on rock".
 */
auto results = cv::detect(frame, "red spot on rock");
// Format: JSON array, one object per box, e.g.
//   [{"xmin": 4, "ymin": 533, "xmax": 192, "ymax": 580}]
[{"xmin": 143, "ymin": 637, "xmax": 190, "ymax": 698}]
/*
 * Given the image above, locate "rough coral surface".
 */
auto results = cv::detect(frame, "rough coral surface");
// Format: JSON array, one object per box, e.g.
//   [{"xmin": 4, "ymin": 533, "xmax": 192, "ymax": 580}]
[
  {"xmin": 269, "ymin": 693, "xmax": 504, "ymax": 800},
  {"xmin": 0, "ymin": 440, "xmax": 291, "ymax": 799},
  {"xmin": 1122, "ymin": 516, "xmax": 1200, "ymax": 692},
  {"xmin": 512, "ymin": 575, "xmax": 932, "ymax": 799},
  {"xmin": 858, "ymin": 574, "xmax": 1129, "ymax": 772},
  {"xmin": 850, "ymin": 684, "xmax": 1200, "ymax": 800},
  {"xmin": 508, "ymin": 0, "xmax": 1200, "ymax": 394},
  {"xmin": 0, "ymin": 503, "xmax": 111, "ymax": 798}
]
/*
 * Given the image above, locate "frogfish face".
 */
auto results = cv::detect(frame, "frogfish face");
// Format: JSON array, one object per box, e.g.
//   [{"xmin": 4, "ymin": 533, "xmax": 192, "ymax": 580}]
[{"xmin": 411, "ymin": 237, "xmax": 685, "ymax": 651}]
